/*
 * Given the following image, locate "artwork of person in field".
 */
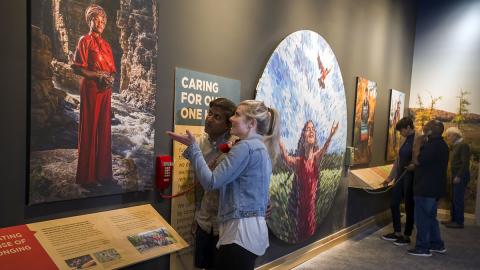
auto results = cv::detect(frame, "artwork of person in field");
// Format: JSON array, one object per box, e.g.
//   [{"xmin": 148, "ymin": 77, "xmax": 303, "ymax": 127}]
[
  {"xmin": 256, "ymin": 30, "xmax": 347, "ymax": 244},
  {"xmin": 279, "ymin": 120, "xmax": 339, "ymax": 241}
]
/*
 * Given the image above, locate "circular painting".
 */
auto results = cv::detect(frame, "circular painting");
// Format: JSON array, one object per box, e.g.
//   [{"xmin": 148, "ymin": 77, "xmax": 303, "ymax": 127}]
[{"xmin": 256, "ymin": 30, "xmax": 347, "ymax": 243}]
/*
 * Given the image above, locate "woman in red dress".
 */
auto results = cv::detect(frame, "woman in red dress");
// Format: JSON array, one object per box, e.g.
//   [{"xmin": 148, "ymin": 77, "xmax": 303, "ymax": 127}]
[
  {"xmin": 279, "ymin": 120, "xmax": 338, "ymax": 241},
  {"xmin": 72, "ymin": 4, "xmax": 116, "ymax": 187}
]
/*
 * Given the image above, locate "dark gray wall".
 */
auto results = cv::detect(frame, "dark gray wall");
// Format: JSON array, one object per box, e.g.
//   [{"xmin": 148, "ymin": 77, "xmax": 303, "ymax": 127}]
[
  {"xmin": 155, "ymin": 0, "xmax": 417, "ymax": 166},
  {"xmin": 0, "ymin": 0, "xmax": 416, "ymax": 269}
]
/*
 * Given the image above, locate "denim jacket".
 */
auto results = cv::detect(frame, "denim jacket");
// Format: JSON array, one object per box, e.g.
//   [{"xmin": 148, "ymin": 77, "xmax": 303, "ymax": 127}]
[{"xmin": 183, "ymin": 134, "xmax": 272, "ymax": 223}]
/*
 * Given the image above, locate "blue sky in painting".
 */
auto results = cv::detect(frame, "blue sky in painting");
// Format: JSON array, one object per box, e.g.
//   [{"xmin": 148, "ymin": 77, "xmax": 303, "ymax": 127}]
[{"xmin": 256, "ymin": 30, "xmax": 347, "ymax": 155}]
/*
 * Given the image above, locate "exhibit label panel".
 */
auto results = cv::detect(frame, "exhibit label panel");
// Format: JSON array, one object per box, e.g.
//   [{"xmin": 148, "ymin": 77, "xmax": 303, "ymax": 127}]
[
  {"xmin": 0, "ymin": 205, "xmax": 187, "ymax": 270},
  {"xmin": 171, "ymin": 68, "xmax": 240, "ymax": 270},
  {"xmin": 0, "ymin": 224, "xmax": 57, "ymax": 269},
  {"xmin": 349, "ymin": 164, "xmax": 394, "ymax": 189},
  {"xmin": 352, "ymin": 77, "xmax": 378, "ymax": 165},
  {"xmin": 256, "ymin": 30, "xmax": 348, "ymax": 243}
]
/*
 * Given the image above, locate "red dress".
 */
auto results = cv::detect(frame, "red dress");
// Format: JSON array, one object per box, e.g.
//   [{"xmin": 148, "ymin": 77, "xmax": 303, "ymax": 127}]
[
  {"xmin": 294, "ymin": 157, "xmax": 318, "ymax": 241},
  {"xmin": 285, "ymin": 155, "xmax": 319, "ymax": 241},
  {"xmin": 73, "ymin": 32, "xmax": 116, "ymax": 185}
]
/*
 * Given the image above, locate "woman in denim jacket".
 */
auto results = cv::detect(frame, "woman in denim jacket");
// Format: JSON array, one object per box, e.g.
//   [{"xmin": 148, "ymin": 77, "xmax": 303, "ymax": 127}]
[{"xmin": 168, "ymin": 100, "xmax": 280, "ymax": 270}]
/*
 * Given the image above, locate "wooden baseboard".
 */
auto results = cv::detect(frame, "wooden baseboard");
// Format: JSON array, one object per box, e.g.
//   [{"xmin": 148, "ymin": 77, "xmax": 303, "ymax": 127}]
[{"xmin": 256, "ymin": 210, "xmax": 390, "ymax": 270}]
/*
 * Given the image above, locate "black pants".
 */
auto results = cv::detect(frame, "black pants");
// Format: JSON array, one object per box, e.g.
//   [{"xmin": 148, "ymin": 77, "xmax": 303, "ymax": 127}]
[
  {"xmin": 390, "ymin": 173, "xmax": 414, "ymax": 236},
  {"xmin": 194, "ymin": 224, "xmax": 219, "ymax": 269},
  {"xmin": 217, "ymin": 243, "xmax": 257, "ymax": 270}
]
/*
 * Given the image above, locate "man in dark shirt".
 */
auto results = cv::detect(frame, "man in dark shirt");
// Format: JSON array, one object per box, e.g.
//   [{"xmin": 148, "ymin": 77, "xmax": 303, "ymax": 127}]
[{"xmin": 407, "ymin": 120, "xmax": 449, "ymax": 257}]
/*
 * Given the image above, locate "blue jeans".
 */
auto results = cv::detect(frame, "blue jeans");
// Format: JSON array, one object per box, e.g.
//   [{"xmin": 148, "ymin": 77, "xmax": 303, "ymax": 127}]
[
  {"xmin": 451, "ymin": 172, "xmax": 470, "ymax": 225},
  {"xmin": 414, "ymin": 196, "xmax": 444, "ymax": 251}
]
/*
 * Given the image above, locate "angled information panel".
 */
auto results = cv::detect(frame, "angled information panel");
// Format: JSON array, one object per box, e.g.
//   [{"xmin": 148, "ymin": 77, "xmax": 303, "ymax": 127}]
[
  {"xmin": 348, "ymin": 164, "xmax": 394, "ymax": 190},
  {"xmin": 0, "ymin": 205, "xmax": 188, "ymax": 270}
]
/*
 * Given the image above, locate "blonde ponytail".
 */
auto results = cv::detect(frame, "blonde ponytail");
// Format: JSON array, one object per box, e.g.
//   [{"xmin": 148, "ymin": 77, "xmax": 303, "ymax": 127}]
[{"xmin": 238, "ymin": 100, "xmax": 281, "ymax": 165}]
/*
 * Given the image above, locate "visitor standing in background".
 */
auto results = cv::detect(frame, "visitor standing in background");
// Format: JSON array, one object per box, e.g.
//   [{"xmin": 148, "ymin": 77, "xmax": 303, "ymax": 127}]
[{"xmin": 443, "ymin": 127, "xmax": 471, "ymax": 229}]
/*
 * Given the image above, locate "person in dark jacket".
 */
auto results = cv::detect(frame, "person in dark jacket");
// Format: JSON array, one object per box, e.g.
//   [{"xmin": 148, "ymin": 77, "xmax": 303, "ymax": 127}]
[
  {"xmin": 443, "ymin": 127, "xmax": 471, "ymax": 228},
  {"xmin": 407, "ymin": 120, "xmax": 449, "ymax": 257}
]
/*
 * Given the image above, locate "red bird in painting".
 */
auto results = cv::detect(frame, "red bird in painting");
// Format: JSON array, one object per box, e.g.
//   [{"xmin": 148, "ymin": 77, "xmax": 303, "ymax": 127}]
[{"xmin": 317, "ymin": 53, "xmax": 331, "ymax": 89}]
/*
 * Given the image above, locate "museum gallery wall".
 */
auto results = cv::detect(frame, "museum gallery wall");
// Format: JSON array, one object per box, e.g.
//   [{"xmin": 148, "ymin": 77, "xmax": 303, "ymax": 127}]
[
  {"xmin": 29, "ymin": 0, "xmax": 158, "ymax": 204},
  {"xmin": 1, "ymin": 0, "xmax": 420, "ymax": 269},
  {"xmin": 255, "ymin": 30, "xmax": 348, "ymax": 244}
]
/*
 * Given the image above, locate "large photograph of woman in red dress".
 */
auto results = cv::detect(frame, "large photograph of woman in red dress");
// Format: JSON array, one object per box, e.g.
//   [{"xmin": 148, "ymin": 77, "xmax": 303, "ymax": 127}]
[{"xmin": 29, "ymin": 1, "xmax": 158, "ymax": 204}]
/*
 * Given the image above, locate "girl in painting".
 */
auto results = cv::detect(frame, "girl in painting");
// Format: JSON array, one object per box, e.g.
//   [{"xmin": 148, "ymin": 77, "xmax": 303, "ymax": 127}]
[
  {"xmin": 279, "ymin": 120, "xmax": 338, "ymax": 241},
  {"xmin": 72, "ymin": 4, "xmax": 116, "ymax": 187}
]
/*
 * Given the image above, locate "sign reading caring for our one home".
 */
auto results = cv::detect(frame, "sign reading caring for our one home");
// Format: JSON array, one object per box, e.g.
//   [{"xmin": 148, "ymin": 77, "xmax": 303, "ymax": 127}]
[{"xmin": 174, "ymin": 67, "xmax": 241, "ymax": 126}]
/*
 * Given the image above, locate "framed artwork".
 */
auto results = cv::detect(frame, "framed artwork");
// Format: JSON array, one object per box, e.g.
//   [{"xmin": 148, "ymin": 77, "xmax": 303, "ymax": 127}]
[
  {"xmin": 352, "ymin": 76, "xmax": 377, "ymax": 165},
  {"xmin": 256, "ymin": 30, "xmax": 348, "ymax": 243},
  {"xmin": 28, "ymin": 1, "xmax": 158, "ymax": 204},
  {"xmin": 385, "ymin": 89, "xmax": 405, "ymax": 161}
]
